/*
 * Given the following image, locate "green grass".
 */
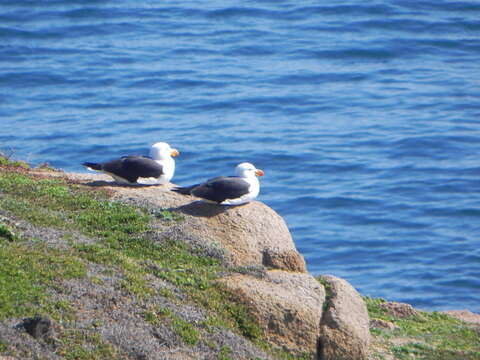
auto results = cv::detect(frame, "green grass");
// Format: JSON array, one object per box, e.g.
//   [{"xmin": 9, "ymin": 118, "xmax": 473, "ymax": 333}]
[
  {"xmin": 0, "ymin": 169, "xmax": 270, "ymax": 356},
  {"xmin": 142, "ymin": 306, "xmax": 200, "ymax": 346},
  {"xmin": 0, "ymin": 241, "xmax": 86, "ymax": 320},
  {"xmin": 74, "ymin": 233, "xmax": 263, "ymax": 344},
  {"xmin": 365, "ymin": 297, "xmax": 480, "ymax": 359},
  {"xmin": 57, "ymin": 329, "xmax": 119, "ymax": 360},
  {"xmin": 0, "ymin": 196, "xmax": 67, "ymax": 228},
  {"xmin": 0, "ymin": 154, "xmax": 29, "ymax": 168},
  {"xmin": 172, "ymin": 315, "xmax": 201, "ymax": 346},
  {"xmin": 152, "ymin": 209, "xmax": 185, "ymax": 223},
  {"xmin": 0, "ymin": 340, "xmax": 7, "ymax": 353},
  {"xmin": 217, "ymin": 345, "xmax": 233, "ymax": 360},
  {"xmin": 316, "ymin": 276, "xmax": 333, "ymax": 312},
  {"xmin": 0, "ymin": 172, "xmax": 150, "ymax": 239},
  {"xmin": 4, "ymin": 168, "xmax": 477, "ymax": 360}
]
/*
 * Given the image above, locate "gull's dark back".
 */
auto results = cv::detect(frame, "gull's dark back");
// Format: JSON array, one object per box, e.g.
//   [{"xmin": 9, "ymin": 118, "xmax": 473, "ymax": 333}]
[
  {"xmin": 190, "ymin": 176, "xmax": 250, "ymax": 203},
  {"xmin": 101, "ymin": 156, "xmax": 163, "ymax": 183}
]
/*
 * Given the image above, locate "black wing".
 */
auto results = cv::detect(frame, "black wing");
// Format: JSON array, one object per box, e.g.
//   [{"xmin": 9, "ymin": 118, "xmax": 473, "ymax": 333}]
[
  {"xmin": 191, "ymin": 176, "xmax": 250, "ymax": 203},
  {"xmin": 171, "ymin": 184, "xmax": 201, "ymax": 195},
  {"xmin": 102, "ymin": 156, "xmax": 163, "ymax": 183}
]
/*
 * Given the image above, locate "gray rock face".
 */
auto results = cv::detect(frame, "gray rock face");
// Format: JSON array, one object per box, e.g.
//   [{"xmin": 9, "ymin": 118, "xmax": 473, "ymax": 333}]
[
  {"xmin": 219, "ymin": 270, "xmax": 325, "ymax": 356},
  {"xmin": 318, "ymin": 275, "xmax": 371, "ymax": 360}
]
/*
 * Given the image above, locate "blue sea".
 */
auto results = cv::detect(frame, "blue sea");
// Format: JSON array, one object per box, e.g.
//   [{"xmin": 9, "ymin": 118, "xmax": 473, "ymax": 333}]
[{"xmin": 1, "ymin": 0, "xmax": 479, "ymax": 312}]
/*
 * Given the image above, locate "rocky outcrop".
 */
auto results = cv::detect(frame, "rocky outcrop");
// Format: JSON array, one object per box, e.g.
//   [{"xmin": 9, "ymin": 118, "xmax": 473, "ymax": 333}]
[
  {"xmin": 442, "ymin": 310, "xmax": 480, "ymax": 324},
  {"xmin": 219, "ymin": 270, "xmax": 325, "ymax": 355},
  {"xmin": 169, "ymin": 201, "xmax": 306, "ymax": 272},
  {"xmin": 379, "ymin": 301, "xmax": 418, "ymax": 318},
  {"xmin": 318, "ymin": 275, "xmax": 371, "ymax": 360},
  {"xmin": 4, "ymin": 166, "xmax": 478, "ymax": 360},
  {"xmin": 34, "ymin": 171, "xmax": 373, "ymax": 359},
  {"xmin": 65, "ymin": 172, "xmax": 307, "ymax": 273},
  {"xmin": 369, "ymin": 318, "xmax": 398, "ymax": 331}
]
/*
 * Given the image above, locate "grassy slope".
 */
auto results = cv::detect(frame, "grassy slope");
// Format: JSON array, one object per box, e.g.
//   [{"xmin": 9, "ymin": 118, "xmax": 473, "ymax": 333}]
[
  {"xmin": 0, "ymin": 158, "xmax": 479, "ymax": 360},
  {"xmin": 0, "ymin": 161, "xmax": 291, "ymax": 360},
  {"xmin": 366, "ymin": 295, "xmax": 480, "ymax": 359}
]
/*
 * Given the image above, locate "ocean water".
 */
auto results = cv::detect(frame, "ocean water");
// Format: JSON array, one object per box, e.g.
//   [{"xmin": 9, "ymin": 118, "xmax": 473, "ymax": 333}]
[{"xmin": 1, "ymin": 0, "xmax": 479, "ymax": 312}]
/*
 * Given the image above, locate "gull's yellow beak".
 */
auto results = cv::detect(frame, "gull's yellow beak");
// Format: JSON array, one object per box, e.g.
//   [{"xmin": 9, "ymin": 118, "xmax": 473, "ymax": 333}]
[
  {"xmin": 170, "ymin": 149, "xmax": 180, "ymax": 157},
  {"xmin": 255, "ymin": 169, "xmax": 264, "ymax": 177}
]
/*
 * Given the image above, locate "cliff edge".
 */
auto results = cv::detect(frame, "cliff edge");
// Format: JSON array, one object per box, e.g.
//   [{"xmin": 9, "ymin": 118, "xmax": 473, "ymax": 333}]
[{"xmin": 0, "ymin": 163, "xmax": 478, "ymax": 359}]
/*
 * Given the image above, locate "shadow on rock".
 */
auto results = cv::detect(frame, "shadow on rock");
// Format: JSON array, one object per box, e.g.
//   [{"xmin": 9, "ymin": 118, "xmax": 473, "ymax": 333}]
[
  {"xmin": 171, "ymin": 200, "xmax": 247, "ymax": 218},
  {"xmin": 84, "ymin": 180, "xmax": 161, "ymax": 188}
]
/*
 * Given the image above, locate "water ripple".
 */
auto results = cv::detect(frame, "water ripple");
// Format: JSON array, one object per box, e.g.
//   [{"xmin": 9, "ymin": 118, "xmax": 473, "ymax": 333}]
[{"xmin": 2, "ymin": 0, "xmax": 480, "ymax": 312}]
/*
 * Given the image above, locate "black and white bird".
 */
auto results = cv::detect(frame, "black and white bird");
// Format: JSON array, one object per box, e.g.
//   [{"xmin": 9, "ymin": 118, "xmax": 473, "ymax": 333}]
[
  {"xmin": 172, "ymin": 162, "xmax": 264, "ymax": 205},
  {"xmin": 82, "ymin": 142, "xmax": 179, "ymax": 185}
]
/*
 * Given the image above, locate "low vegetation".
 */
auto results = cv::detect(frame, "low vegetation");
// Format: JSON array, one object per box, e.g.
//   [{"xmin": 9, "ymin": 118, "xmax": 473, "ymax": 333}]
[
  {"xmin": 0, "ymin": 159, "xmax": 297, "ymax": 359},
  {"xmin": 1, "ymin": 156, "xmax": 478, "ymax": 360},
  {"xmin": 366, "ymin": 297, "xmax": 480, "ymax": 360},
  {"xmin": 0, "ymin": 153, "xmax": 29, "ymax": 169}
]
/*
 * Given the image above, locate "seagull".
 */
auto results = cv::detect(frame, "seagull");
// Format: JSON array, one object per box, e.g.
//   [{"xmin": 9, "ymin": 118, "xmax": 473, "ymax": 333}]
[
  {"xmin": 172, "ymin": 162, "xmax": 264, "ymax": 205},
  {"xmin": 82, "ymin": 142, "xmax": 179, "ymax": 185}
]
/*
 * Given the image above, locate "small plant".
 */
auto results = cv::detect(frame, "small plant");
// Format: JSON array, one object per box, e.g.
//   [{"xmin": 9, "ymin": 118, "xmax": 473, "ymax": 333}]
[
  {"xmin": 142, "ymin": 306, "xmax": 200, "ymax": 346},
  {"xmin": 142, "ymin": 310, "xmax": 159, "ymax": 325},
  {"xmin": 316, "ymin": 276, "xmax": 334, "ymax": 312},
  {"xmin": 0, "ymin": 339, "xmax": 8, "ymax": 352},
  {"xmin": 0, "ymin": 223, "xmax": 16, "ymax": 242},
  {"xmin": 57, "ymin": 328, "xmax": 118, "ymax": 360},
  {"xmin": 152, "ymin": 209, "xmax": 184, "ymax": 223},
  {"xmin": 0, "ymin": 152, "xmax": 29, "ymax": 168},
  {"xmin": 171, "ymin": 315, "xmax": 200, "ymax": 346},
  {"xmin": 217, "ymin": 345, "xmax": 233, "ymax": 360},
  {"xmin": 0, "ymin": 155, "xmax": 9, "ymax": 166},
  {"xmin": 158, "ymin": 287, "xmax": 175, "ymax": 300}
]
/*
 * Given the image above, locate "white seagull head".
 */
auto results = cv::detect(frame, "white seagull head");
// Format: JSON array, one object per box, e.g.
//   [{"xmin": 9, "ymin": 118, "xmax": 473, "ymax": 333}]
[
  {"xmin": 234, "ymin": 162, "xmax": 264, "ymax": 178},
  {"xmin": 149, "ymin": 142, "xmax": 179, "ymax": 160}
]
